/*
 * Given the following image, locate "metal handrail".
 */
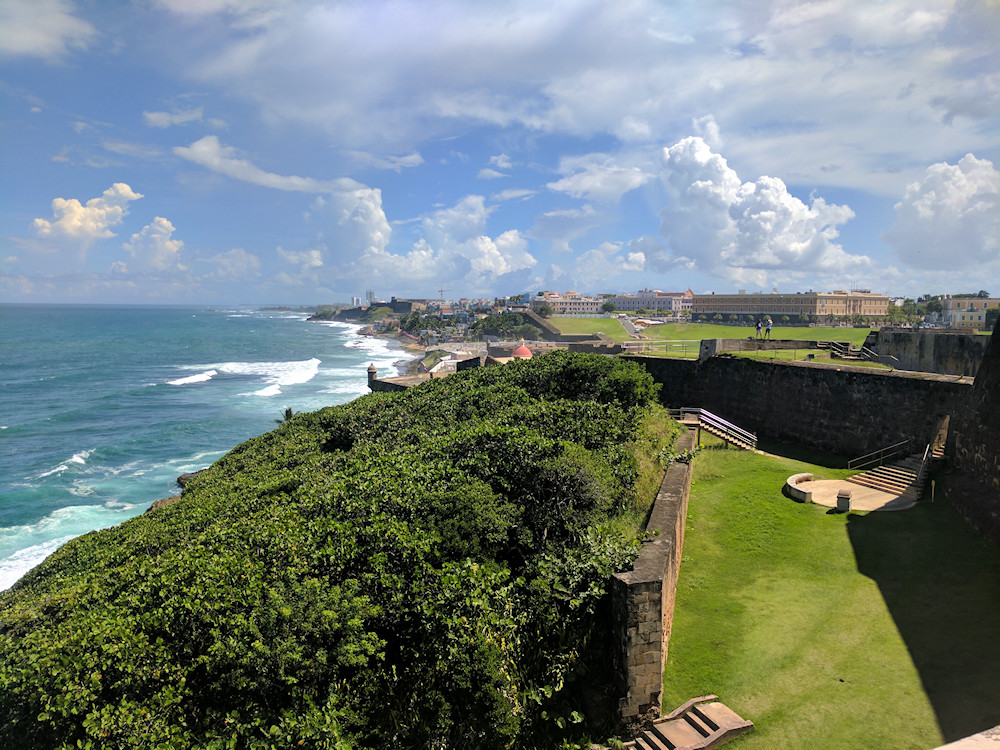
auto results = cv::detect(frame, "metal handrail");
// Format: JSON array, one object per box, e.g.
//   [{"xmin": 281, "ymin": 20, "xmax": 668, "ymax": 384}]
[
  {"xmin": 916, "ymin": 443, "xmax": 931, "ymax": 489},
  {"xmin": 669, "ymin": 407, "xmax": 757, "ymax": 449},
  {"xmin": 848, "ymin": 438, "xmax": 913, "ymax": 470}
]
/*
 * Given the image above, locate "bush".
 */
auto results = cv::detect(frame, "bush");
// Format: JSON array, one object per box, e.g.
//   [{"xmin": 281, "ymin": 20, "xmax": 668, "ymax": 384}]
[{"xmin": 0, "ymin": 352, "xmax": 671, "ymax": 748}]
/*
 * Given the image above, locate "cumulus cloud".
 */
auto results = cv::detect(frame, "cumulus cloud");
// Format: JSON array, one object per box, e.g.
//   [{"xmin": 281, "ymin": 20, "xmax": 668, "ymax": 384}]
[
  {"xmin": 275, "ymin": 245, "xmax": 326, "ymax": 287},
  {"xmin": 659, "ymin": 137, "xmax": 869, "ymax": 286},
  {"xmin": 882, "ymin": 154, "xmax": 999, "ymax": 270},
  {"xmin": 0, "ymin": 0, "xmax": 96, "ymax": 61},
  {"xmin": 203, "ymin": 248, "xmax": 261, "ymax": 281},
  {"xmin": 33, "ymin": 183, "xmax": 143, "ymax": 241},
  {"xmin": 353, "ymin": 196, "xmax": 535, "ymax": 292},
  {"xmin": 547, "ymin": 154, "xmax": 654, "ymax": 203},
  {"xmin": 572, "ymin": 242, "xmax": 645, "ymax": 288},
  {"xmin": 143, "ymin": 107, "xmax": 203, "ymax": 128},
  {"xmin": 123, "ymin": 217, "xmax": 185, "ymax": 272},
  {"xmin": 174, "ymin": 136, "xmax": 363, "ymax": 193}
]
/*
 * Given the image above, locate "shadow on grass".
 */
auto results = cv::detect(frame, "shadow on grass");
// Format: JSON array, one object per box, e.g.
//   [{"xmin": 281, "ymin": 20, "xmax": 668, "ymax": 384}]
[
  {"xmin": 755, "ymin": 437, "xmax": 850, "ymax": 469},
  {"xmin": 847, "ymin": 489, "xmax": 1000, "ymax": 742}
]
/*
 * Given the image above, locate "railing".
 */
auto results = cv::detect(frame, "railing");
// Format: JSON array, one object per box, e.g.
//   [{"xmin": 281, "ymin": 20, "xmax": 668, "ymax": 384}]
[
  {"xmin": 916, "ymin": 443, "xmax": 931, "ymax": 493},
  {"xmin": 848, "ymin": 438, "xmax": 913, "ymax": 470},
  {"xmin": 668, "ymin": 407, "xmax": 757, "ymax": 450}
]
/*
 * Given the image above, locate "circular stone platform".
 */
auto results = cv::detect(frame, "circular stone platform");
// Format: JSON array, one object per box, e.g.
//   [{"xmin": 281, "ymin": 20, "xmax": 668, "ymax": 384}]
[{"xmin": 795, "ymin": 479, "xmax": 917, "ymax": 512}]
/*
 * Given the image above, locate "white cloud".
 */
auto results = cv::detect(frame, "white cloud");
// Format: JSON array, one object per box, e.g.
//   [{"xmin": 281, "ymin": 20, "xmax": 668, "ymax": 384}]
[
  {"xmin": 882, "ymin": 153, "xmax": 999, "ymax": 271},
  {"xmin": 347, "ymin": 150, "xmax": 425, "ymax": 171},
  {"xmin": 530, "ymin": 204, "xmax": 608, "ymax": 254},
  {"xmin": 203, "ymin": 248, "xmax": 261, "ymax": 281},
  {"xmin": 174, "ymin": 136, "xmax": 363, "ymax": 193},
  {"xmin": 547, "ymin": 154, "xmax": 654, "ymax": 203},
  {"xmin": 490, "ymin": 154, "xmax": 513, "ymax": 170},
  {"xmin": 0, "ymin": 0, "xmax": 96, "ymax": 61},
  {"xmin": 623, "ymin": 250, "xmax": 646, "ymax": 272},
  {"xmin": 276, "ymin": 245, "xmax": 325, "ymax": 286},
  {"xmin": 33, "ymin": 183, "xmax": 143, "ymax": 241},
  {"xmin": 123, "ymin": 217, "xmax": 186, "ymax": 272},
  {"xmin": 143, "ymin": 107, "xmax": 204, "ymax": 128},
  {"xmin": 492, "ymin": 188, "xmax": 536, "ymax": 202},
  {"xmin": 659, "ymin": 136, "xmax": 869, "ymax": 286},
  {"xmin": 103, "ymin": 140, "xmax": 165, "ymax": 159},
  {"xmin": 477, "ymin": 168, "xmax": 507, "ymax": 180},
  {"xmin": 572, "ymin": 242, "xmax": 644, "ymax": 288},
  {"xmin": 352, "ymin": 196, "xmax": 535, "ymax": 292}
]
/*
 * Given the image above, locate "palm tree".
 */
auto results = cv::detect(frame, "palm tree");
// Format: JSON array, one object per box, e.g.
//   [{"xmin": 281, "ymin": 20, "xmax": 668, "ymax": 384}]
[{"xmin": 276, "ymin": 407, "xmax": 295, "ymax": 425}]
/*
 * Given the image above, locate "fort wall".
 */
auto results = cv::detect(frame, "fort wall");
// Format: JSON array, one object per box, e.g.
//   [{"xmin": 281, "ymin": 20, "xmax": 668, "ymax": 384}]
[
  {"xmin": 875, "ymin": 328, "xmax": 990, "ymax": 376},
  {"xmin": 626, "ymin": 355, "xmax": 972, "ymax": 458}
]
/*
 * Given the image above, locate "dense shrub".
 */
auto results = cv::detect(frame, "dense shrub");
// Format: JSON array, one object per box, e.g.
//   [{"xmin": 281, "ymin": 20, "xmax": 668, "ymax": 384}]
[{"xmin": 0, "ymin": 352, "xmax": 673, "ymax": 748}]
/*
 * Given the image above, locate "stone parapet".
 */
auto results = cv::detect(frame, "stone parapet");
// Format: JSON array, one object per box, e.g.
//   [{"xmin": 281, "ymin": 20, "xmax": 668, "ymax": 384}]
[{"xmin": 612, "ymin": 430, "xmax": 695, "ymax": 719}]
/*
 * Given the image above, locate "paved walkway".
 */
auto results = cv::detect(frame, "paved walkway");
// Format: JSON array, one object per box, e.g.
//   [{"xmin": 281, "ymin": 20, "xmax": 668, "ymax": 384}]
[{"xmin": 796, "ymin": 478, "xmax": 917, "ymax": 511}]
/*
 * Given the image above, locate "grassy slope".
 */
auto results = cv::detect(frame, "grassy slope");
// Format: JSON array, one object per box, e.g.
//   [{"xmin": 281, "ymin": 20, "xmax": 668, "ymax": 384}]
[{"xmin": 663, "ymin": 441, "xmax": 1000, "ymax": 749}]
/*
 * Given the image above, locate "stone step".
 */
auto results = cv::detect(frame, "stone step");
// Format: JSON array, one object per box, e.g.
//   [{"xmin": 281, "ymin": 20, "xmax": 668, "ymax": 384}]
[{"xmin": 624, "ymin": 699, "xmax": 754, "ymax": 750}]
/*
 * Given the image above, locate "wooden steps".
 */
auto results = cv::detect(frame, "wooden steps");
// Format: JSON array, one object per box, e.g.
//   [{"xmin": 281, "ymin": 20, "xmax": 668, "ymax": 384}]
[{"xmin": 624, "ymin": 695, "xmax": 753, "ymax": 750}]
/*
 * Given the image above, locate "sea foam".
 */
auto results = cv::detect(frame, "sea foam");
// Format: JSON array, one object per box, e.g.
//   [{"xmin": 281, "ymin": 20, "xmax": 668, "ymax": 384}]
[{"xmin": 168, "ymin": 369, "xmax": 218, "ymax": 385}]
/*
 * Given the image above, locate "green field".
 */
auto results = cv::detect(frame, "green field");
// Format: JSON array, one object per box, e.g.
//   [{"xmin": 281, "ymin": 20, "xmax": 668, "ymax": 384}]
[
  {"xmin": 662, "ymin": 441, "xmax": 1000, "ymax": 749},
  {"xmin": 549, "ymin": 318, "xmax": 874, "ymax": 347},
  {"xmin": 549, "ymin": 316, "xmax": 631, "ymax": 340}
]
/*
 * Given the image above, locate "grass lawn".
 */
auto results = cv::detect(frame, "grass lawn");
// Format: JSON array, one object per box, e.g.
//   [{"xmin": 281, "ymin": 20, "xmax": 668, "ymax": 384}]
[
  {"xmin": 663, "ymin": 439, "xmax": 1000, "ymax": 749},
  {"xmin": 547, "ymin": 318, "xmax": 875, "ymax": 348},
  {"xmin": 549, "ymin": 316, "xmax": 631, "ymax": 340},
  {"xmin": 641, "ymin": 323, "xmax": 873, "ymax": 346}
]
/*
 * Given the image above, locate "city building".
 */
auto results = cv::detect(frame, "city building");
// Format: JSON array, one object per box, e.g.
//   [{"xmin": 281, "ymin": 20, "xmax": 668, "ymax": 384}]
[
  {"xmin": 610, "ymin": 289, "xmax": 693, "ymax": 313},
  {"xmin": 942, "ymin": 296, "xmax": 1000, "ymax": 331},
  {"xmin": 691, "ymin": 290, "xmax": 890, "ymax": 320},
  {"xmin": 530, "ymin": 291, "xmax": 603, "ymax": 315}
]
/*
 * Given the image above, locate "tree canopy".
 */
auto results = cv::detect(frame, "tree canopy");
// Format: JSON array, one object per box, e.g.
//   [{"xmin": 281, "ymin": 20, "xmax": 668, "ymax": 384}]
[{"xmin": 0, "ymin": 352, "xmax": 674, "ymax": 749}]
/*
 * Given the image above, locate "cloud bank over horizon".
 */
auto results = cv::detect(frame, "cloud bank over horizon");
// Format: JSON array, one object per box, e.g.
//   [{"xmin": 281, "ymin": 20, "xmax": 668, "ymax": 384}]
[{"xmin": 1, "ymin": 0, "xmax": 997, "ymax": 303}]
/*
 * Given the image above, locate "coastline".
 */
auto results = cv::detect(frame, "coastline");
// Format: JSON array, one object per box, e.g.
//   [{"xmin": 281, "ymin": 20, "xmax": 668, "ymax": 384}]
[{"xmin": 1, "ymin": 309, "xmax": 404, "ymax": 591}]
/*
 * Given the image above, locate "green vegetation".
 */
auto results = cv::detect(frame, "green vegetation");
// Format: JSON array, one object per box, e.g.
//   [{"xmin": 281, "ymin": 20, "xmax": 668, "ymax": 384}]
[
  {"xmin": 0, "ymin": 352, "xmax": 679, "ymax": 749},
  {"xmin": 550, "ymin": 317, "xmax": 630, "ymax": 341},
  {"xmin": 469, "ymin": 312, "xmax": 543, "ymax": 341},
  {"xmin": 664, "ymin": 441, "xmax": 1000, "ymax": 748}
]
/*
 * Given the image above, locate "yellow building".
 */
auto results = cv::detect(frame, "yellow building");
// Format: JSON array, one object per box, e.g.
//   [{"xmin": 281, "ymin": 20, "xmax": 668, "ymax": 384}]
[
  {"xmin": 692, "ymin": 290, "xmax": 890, "ymax": 319},
  {"xmin": 942, "ymin": 297, "xmax": 1000, "ymax": 331}
]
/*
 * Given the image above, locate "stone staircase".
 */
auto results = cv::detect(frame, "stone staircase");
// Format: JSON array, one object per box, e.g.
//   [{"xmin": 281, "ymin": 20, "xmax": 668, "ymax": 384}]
[
  {"xmin": 846, "ymin": 453, "xmax": 927, "ymax": 500},
  {"xmin": 623, "ymin": 695, "xmax": 753, "ymax": 750}
]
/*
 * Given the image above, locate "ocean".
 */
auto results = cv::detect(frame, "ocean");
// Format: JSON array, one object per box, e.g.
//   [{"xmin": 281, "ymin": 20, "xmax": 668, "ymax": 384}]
[{"xmin": 0, "ymin": 305, "xmax": 405, "ymax": 590}]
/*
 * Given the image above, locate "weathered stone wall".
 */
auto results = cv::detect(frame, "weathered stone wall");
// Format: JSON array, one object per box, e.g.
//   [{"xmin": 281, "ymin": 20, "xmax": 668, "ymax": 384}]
[
  {"xmin": 875, "ymin": 328, "xmax": 990, "ymax": 376},
  {"xmin": 612, "ymin": 431, "xmax": 695, "ymax": 719},
  {"xmin": 699, "ymin": 338, "xmax": 825, "ymax": 360},
  {"xmin": 627, "ymin": 355, "xmax": 972, "ymax": 458},
  {"xmin": 949, "ymin": 321, "xmax": 1000, "ymax": 545}
]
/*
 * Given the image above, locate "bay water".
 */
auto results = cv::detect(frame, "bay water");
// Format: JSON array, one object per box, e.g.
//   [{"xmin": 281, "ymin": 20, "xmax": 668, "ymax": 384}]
[{"xmin": 0, "ymin": 305, "xmax": 405, "ymax": 589}]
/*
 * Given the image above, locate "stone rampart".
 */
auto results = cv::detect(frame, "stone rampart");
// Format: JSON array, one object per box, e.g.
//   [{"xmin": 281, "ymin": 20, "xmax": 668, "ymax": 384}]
[
  {"xmin": 612, "ymin": 430, "xmax": 695, "ymax": 719},
  {"xmin": 949, "ymin": 321, "xmax": 1000, "ymax": 545},
  {"xmin": 875, "ymin": 328, "xmax": 990, "ymax": 376},
  {"xmin": 626, "ymin": 355, "xmax": 972, "ymax": 459}
]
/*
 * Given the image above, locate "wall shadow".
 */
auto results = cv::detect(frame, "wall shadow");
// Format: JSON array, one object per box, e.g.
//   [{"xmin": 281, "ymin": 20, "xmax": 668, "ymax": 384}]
[{"xmin": 847, "ymin": 499, "xmax": 1000, "ymax": 742}]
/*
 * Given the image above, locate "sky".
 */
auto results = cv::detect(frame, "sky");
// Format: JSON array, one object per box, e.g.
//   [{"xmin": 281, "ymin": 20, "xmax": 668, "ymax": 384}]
[{"xmin": 1, "ymin": 0, "xmax": 998, "ymax": 305}]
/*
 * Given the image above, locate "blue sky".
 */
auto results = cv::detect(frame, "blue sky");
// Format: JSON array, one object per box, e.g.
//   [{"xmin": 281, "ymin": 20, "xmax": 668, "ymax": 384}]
[{"xmin": 1, "ymin": 0, "xmax": 998, "ymax": 305}]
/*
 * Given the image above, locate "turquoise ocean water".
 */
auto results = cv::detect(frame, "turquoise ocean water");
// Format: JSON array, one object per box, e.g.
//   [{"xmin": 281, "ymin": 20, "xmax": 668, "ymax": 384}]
[{"xmin": 0, "ymin": 305, "xmax": 404, "ymax": 589}]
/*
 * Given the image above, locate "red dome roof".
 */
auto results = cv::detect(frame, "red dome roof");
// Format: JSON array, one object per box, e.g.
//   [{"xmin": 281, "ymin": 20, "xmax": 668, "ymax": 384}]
[{"xmin": 512, "ymin": 344, "xmax": 532, "ymax": 359}]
